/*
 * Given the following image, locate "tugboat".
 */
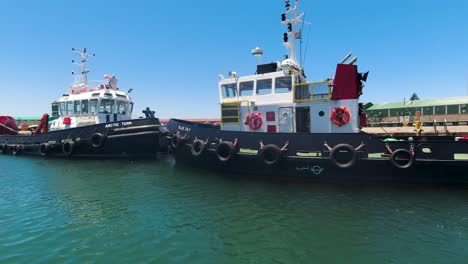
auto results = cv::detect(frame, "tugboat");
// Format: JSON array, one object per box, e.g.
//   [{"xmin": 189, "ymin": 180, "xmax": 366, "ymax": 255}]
[
  {"xmin": 0, "ymin": 48, "xmax": 164, "ymax": 158},
  {"xmin": 166, "ymin": 0, "xmax": 468, "ymax": 183}
]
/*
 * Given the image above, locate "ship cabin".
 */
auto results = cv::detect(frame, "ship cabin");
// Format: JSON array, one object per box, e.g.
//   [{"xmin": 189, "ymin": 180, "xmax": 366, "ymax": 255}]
[
  {"xmin": 50, "ymin": 74, "xmax": 133, "ymax": 131},
  {"xmin": 219, "ymin": 60, "xmax": 366, "ymax": 134}
]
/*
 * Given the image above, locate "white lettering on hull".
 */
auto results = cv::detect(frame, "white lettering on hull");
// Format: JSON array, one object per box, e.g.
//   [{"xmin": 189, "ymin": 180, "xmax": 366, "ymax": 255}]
[{"xmin": 105, "ymin": 121, "xmax": 133, "ymax": 128}]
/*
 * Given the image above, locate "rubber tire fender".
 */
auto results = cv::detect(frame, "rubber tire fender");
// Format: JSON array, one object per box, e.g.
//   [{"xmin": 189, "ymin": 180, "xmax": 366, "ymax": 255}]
[
  {"xmin": 191, "ymin": 139, "xmax": 206, "ymax": 157},
  {"xmin": 260, "ymin": 144, "xmax": 282, "ymax": 166},
  {"xmin": 216, "ymin": 141, "xmax": 236, "ymax": 163},
  {"xmin": 90, "ymin": 133, "xmax": 106, "ymax": 148},
  {"xmin": 40, "ymin": 143, "xmax": 49, "ymax": 157},
  {"xmin": 329, "ymin": 143, "xmax": 357, "ymax": 169},
  {"xmin": 390, "ymin": 149, "xmax": 414, "ymax": 169},
  {"xmin": 62, "ymin": 141, "xmax": 75, "ymax": 156}
]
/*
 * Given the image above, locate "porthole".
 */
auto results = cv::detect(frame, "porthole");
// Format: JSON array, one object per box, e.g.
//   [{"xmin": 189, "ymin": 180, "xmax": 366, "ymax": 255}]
[{"xmin": 319, "ymin": 111, "xmax": 325, "ymax": 117}]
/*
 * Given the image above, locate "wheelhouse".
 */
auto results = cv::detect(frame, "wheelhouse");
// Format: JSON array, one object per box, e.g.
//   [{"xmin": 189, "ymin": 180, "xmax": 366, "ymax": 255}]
[{"xmin": 49, "ymin": 49, "xmax": 135, "ymax": 131}]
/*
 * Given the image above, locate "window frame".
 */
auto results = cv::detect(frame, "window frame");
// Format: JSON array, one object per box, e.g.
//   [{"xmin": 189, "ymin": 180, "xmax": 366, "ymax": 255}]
[
  {"xmin": 275, "ymin": 76, "xmax": 293, "ymax": 94},
  {"xmin": 221, "ymin": 83, "xmax": 237, "ymax": 98},
  {"xmin": 256, "ymin": 79, "xmax": 272, "ymax": 95},
  {"xmin": 239, "ymin": 81, "xmax": 254, "ymax": 97}
]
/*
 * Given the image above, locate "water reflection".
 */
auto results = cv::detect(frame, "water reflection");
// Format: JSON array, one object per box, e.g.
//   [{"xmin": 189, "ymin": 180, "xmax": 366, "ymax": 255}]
[{"xmin": 1, "ymin": 155, "xmax": 468, "ymax": 263}]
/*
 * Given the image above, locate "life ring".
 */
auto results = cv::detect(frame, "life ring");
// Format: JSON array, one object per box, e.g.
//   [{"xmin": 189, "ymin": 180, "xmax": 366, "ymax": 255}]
[
  {"xmin": 0, "ymin": 144, "xmax": 7, "ymax": 154},
  {"xmin": 390, "ymin": 149, "xmax": 414, "ymax": 169},
  {"xmin": 191, "ymin": 139, "xmax": 206, "ymax": 157},
  {"xmin": 62, "ymin": 141, "xmax": 75, "ymax": 156},
  {"xmin": 216, "ymin": 141, "xmax": 236, "ymax": 162},
  {"xmin": 12, "ymin": 145, "xmax": 23, "ymax": 156},
  {"xmin": 330, "ymin": 106, "xmax": 351, "ymax": 127},
  {"xmin": 249, "ymin": 113, "xmax": 263, "ymax": 130},
  {"xmin": 39, "ymin": 143, "xmax": 49, "ymax": 157},
  {"xmin": 90, "ymin": 133, "xmax": 106, "ymax": 148},
  {"xmin": 259, "ymin": 144, "xmax": 282, "ymax": 166},
  {"xmin": 329, "ymin": 143, "xmax": 357, "ymax": 168}
]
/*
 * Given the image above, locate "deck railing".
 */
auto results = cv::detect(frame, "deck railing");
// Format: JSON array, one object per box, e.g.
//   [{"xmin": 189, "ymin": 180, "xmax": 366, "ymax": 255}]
[{"xmin": 293, "ymin": 81, "xmax": 332, "ymax": 102}]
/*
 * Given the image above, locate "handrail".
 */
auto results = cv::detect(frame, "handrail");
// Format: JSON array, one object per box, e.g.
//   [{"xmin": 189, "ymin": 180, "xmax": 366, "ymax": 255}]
[{"xmin": 293, "ymin": 81, "xmax": 332, "ymax": 103}]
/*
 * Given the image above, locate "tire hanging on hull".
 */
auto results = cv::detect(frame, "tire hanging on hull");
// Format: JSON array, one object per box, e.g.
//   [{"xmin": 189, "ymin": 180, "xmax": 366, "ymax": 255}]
[
  {"xmin": 216, "ymin": 141, "xmax": 236, "ymax": 163},
  {"xmin": 329, "ymin": 143, "xmax": 357, "ymax": 169},
  {"xmin": 62, "ymin": 141, "xmax": 75, "ymax": 156},
  {"xmin": 191, "ymin": 139, "xmax": 206, "ymax": 157},
  {"xmin": 259, "ymin": 144, "xmax": 282, "ymax": 166},
  {"xmin": 40, "ymin": 143, "xmax": 49, "ymax": 157},
  {"xmin": 90, "ymin": 133, "xmax": 106, "ymax": 148},
  {"xmin": 390, "ymin": 149, "xmax": 415, "ymax": 169}
]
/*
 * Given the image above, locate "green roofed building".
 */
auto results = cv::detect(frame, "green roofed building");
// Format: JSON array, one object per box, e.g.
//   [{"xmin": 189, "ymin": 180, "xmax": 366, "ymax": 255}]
[{"xmin": 365, "ymin": 96, "xmax": 468, "ymax": 118}]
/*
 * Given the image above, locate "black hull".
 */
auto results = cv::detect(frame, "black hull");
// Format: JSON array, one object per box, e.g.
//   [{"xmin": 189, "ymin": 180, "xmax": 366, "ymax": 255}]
[
  {"xmin": 0, "ymin": 118, "xmax": 165, "ymax": 159},
  {"xmin": 167, "ymin": 119, "xmax": 468, "ymax": 184}
]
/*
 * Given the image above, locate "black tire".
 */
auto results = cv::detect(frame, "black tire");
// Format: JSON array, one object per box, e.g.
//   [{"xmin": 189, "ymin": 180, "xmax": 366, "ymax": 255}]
[
  {"xmin": 191, "ymin": 139, "xmax": 205, "ymax": 157},
  {"xmin": 0, "ymin": 144, "xmax": 7, "ymax": 154},
  {"xmin": 390, "ymin": 149, "xmax": 414, "ymax": 169},
  {"xmin": 12, "ymin": 145, "xmax": 23, "ymax": 156},
  {"xmin": 216, "ymin": 141, "xmax": 235, "ymax": 163},
  {"xmin": 260, "ymin": 144, "xmax": 282, "ymax": 166},
  {"xmin": 40, "ymin": 143, "xmax": 49, "ymax": 157},
  {"xmin": 90, "ymin": 133, "xmax": 106, "ymax": 148},
  {"xmin": 62, "ymin": 141, "xmax": 75, "ymax": 156},
  {"xmin": 330, "ymin": 143, "xmax": 357, "ymax": 169}
]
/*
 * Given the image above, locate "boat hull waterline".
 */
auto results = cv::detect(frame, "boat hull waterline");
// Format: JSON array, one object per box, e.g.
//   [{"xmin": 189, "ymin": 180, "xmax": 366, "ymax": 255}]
[
  {"xmin": 0, "ymin": 118, "xmax": 164, "ymax": 158},
  {"xmin": 167, "ymin": 119, "xmax": 468, "ymax": 184}
]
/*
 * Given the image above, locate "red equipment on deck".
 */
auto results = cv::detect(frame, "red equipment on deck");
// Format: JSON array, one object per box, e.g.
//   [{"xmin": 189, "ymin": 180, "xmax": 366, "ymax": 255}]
[
  {"xmin": 0, "ymin": 116, "xmax": 19, "ymax": 135},
  {"xmin": 32, "ymin": 114, "xmax": 49, "ymax": 135}
]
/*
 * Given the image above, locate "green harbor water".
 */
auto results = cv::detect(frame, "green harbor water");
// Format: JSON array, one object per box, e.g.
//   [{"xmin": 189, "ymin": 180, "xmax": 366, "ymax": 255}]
[{"xmin": 1, "ymin": 155, "xmax": 468, "ymax": 263}]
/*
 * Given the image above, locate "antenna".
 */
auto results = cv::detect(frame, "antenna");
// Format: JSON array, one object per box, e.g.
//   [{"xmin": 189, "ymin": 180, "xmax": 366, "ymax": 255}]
[
  {"xmin": 70, "ymin": 48, "xmax": 95, "ymax": 94},
  {"xmin": 71, "ymin": 48, "xmax": 95, "ymax": 86},
  {"xmin": 281, "ymin": 0, "xmax": 310, "ymax": 68}
]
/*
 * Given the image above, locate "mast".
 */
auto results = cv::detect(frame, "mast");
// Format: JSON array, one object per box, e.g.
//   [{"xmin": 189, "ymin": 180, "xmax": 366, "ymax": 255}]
[
  {"xmin": 70, "ymin": 48, "xmax": 95, "ymax": 93},
  {"xmin": 281, "ymin": 0, "xmax": 304, "ymax": 65}
]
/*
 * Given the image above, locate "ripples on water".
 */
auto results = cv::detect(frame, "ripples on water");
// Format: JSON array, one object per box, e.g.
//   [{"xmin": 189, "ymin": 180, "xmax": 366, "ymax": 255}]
[{"xmin": 1, "ymin": 155, "xmax": 468, "ymax": 263}]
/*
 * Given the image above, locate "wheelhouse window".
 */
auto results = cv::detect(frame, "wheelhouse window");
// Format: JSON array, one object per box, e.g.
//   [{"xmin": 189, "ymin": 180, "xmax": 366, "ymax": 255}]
[
  {"xmin": 275, "ymin": 76, "xmax": 292, "ymax": 93},
  {"xmin": 100, "ymin": 99, "xmax": 114, "ymax": 114},
  {"xmin": 59, "ymin": 102, "xmax": 66, "ymax": 116},
  {"xmin": 74, "ymin": 101, "xmax": 81, "ymax": 115},
  {"xmin": 221, "ymin": 83, "xmax": 237, "ymax": 98},
  {"xmin": 239, "ymin": 81, "xmax": 254, "ymax": 96},
  {"xmin": 81, "ymin": 100, "xmax": 89, "ymax": 114},
  {"xmin": 129, "ymin": 102, "xmax": 134, "ymax": 115},
  {"xmin": 51, "ymin": 103, "xmax": 59, "ymax": 118},
  {"xmin": 66, "ymin": 101, "xmax": 73, "ymax": 115},
  {"xmin": 117, "ymin": 101, "xmax": 128, "ymax": 115},
  {"xmin": 256, "ymin": 79, "xmax": 272, "ymax": 95},
  {"xmin": 90, "ymin": 99, "xmax": 98, "ymax": 114}
]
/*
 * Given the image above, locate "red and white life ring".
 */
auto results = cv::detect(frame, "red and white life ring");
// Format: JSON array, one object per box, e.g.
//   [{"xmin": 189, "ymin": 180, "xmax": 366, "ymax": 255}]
[
  {"xmin": 247, "ymin": 113, "xmax": 263, "ymax": 130},
  {"xmin": 330, "ymin": 106, "xmax": 351, "ymax": 127}
]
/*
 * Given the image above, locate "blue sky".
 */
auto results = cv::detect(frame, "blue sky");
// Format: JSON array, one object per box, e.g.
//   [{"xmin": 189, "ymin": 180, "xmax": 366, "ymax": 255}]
[{"xmin": 0, "ymin": 0, "xmax": 467, "ymax": 118}]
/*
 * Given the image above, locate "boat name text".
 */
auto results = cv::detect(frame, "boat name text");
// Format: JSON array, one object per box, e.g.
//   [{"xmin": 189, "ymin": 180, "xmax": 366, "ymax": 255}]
[{"xmin": 105, "ymin": 121, "xmax": 133, "ymax": 128}]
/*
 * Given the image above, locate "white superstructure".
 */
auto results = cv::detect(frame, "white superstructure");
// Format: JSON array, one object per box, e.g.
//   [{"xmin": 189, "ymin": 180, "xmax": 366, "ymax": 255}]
[
  {"xmin": 218, "ymin": 0, "xmax": 367, "ymax": 134},
  {"xmin": 50, "ymin": 49, "xmax": 134, "ymax": 131}
]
